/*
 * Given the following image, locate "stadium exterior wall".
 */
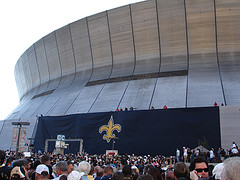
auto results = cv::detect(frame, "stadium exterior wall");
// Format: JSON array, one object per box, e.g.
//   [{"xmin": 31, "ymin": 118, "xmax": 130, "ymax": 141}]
[{"xmin": 1, "ymin": 0, "xmax": 240, "ymax": 152}]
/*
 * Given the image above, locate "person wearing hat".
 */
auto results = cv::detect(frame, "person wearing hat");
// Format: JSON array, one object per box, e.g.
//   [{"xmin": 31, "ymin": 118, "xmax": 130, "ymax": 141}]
[
  {"xmin": 35, "ymin": 164, "xmax": 49, "ymax": 180},
  {"xmin": 41, "ymin": 155, "xmax": 54, "ymax": 179},
  {"xmin": 212, "ymin": 162, "xmax": 224, "ymax": 180},
  {"xmin": 68, "ymin": 171, "xmax": 84, "ymax": 180},
  {"xmin": 10, "ymin": 166, "xmax": 26, "ymax": 180}
]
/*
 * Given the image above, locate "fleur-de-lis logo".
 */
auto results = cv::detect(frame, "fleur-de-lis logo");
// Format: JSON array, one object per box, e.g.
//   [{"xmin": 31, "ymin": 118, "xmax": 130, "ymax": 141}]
[{"xmin": 99, "ymin": 116, "xmax": 121, "ymax": 143}]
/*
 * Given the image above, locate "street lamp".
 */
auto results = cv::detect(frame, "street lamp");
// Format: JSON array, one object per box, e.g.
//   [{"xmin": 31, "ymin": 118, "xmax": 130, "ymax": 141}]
[
  {"xmin": 112, "ymin": 137, "xmax": 119, "ymax": 150},
  {"xmin": 12, "ymin": 121, "xmax": 30, "ymax": 158}
]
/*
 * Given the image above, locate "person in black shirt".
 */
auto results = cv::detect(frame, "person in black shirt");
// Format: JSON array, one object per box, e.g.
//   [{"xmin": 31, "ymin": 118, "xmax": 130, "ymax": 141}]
[{"xmin": 0, "ymin": 150, "xmax": 12, "ymax": 180}]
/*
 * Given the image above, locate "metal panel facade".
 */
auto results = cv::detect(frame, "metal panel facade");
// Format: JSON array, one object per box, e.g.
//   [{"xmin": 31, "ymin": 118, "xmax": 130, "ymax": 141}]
[{"xmin": 10, "ymin": 0, "xmax": 240, "ymax": 118}]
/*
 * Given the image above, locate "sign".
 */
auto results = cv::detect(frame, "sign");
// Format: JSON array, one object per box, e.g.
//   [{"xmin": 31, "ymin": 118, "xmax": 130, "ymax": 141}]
[
  {"xmin": 57, "ymin": 135, "xmax": 65, "ymax": 141},
  {"xmin": 99, "ymin": 116, "xmax": 121, "ymax": 143},
  {"xmin": 106, "ymin": 150, "xmax": 118, "ymax": 156},
  {"xmin": 11, "ymin": 127, "xmax": 27, "ymax": 152},
  {"xmin": 34, "ymin": 107, "xmax": 221, "ymax": 155},
  {"xmin": 23, "ymin": 152, "xmax": 31, "ymax": 157}
]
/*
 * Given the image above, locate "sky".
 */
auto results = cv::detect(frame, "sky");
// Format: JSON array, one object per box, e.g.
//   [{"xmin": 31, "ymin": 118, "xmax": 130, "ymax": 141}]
[{"xmin": 0, "ymin": 0, "xmax": 144, "ymax": 120}]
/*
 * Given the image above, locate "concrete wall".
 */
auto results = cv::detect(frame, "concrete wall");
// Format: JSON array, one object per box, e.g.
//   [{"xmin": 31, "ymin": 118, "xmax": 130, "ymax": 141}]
[
  {"xmin": 12, "ymin": 0, "xmax": 240, "ymax": 117},
  {"xmin": 0, "ymin": 118, "xmax": 37, "ymax": 151},
  {"xmin": 220, "ymin": 105, "xmax": 240, "ymax": 151}
]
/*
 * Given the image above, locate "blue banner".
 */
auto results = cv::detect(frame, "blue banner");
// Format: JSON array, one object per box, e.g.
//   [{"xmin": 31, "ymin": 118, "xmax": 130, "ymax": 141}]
[{"xmin": 34, "ymin": 107, "xmax": 220, "ymax": 156}]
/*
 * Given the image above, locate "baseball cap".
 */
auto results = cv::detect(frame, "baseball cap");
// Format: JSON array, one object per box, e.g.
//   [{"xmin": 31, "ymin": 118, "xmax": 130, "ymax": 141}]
[
  {"xmin": 67, "ymin": 171, "xmax": 84, "ymax": 180},
  {"xmin": 212, "ymin": 162, "xmax": 224, "ymax": 180},
  {"xmin": 10, "ymin": 166, "xmax": 25, "ymax": 179},
  {"xmin": 36, "ymin": 164, "xmax": 49, "ymax": 175}
]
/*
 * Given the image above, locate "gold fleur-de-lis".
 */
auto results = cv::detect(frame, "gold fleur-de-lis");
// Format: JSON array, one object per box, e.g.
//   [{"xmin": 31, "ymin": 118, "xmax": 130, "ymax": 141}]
[{"xmin": 99, "ymin": 116, "xmax": 121, "ymax": 143}]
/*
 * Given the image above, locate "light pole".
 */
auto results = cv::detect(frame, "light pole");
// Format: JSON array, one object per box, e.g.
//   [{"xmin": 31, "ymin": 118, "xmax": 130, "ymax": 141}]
[
  {"xmin": 112, "ymin": 137, "xmax": 119, "ymax": 150},
  {"xmin": 12, "ymin": 121, "xmax": 30, "ymax": 158}
]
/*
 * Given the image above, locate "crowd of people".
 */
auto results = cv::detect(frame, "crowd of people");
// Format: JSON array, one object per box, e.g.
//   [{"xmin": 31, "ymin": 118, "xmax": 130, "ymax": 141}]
[
  {"xmin": 115, "ymin": 106, "xmax": 165, "ymax": 111},
  {"xmin": 175, "ymin": 142, "xmax": 240, "ymax": 165},
  {"xmin": 115, "ymin": 102, "xmax": 225, "ymax": 112},
  {"xmin": 1, "ymin": 144, "xmax": 240, "ymax": 180}
]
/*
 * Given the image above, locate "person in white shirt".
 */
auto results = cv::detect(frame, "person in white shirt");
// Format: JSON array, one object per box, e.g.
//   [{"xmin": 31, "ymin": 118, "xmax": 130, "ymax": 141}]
[
  {"xmin": 209, "ymin": 148, "xmax": 215, "ymax": 163},
  {"xmin": 231, "ymin": 142, "xmax": 237, "ymax": 149},
  {"xmin": 195, "ymin": 149, "xmax": 200, "ymax": 157},
  {"xmin": 183, "ymin": 147, "xmax": 188, "ymax": 163},
  {"xmin": 176, "ymin": 149, "xmax": 180, "ymax": 162},
  {"xmin": 231, "ymin": 147, "xmax": 239, "ymax": 154}
]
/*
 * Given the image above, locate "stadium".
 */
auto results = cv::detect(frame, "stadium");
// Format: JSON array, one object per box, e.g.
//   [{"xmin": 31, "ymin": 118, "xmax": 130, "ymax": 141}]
[{"xmin": 0, "ymin": 0, "xmax": 240, "ymax": 155}]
